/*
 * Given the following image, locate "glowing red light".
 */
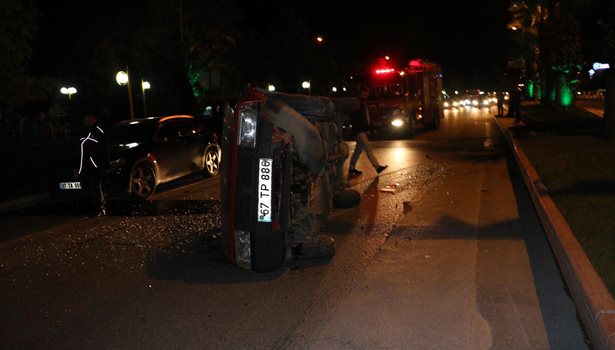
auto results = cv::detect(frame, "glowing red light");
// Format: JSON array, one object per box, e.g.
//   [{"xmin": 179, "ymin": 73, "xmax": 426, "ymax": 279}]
[
  {"xmin": 409, "ymin": 60, "xmax": 421, "ymax": 67},
  {"xmin": 374, "ymin": 68, "xmax": 396, "ymax": 75}
]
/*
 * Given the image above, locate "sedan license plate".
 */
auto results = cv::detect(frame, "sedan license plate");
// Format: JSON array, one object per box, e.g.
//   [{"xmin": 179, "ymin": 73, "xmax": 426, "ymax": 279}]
[
  {"xmin": 257, "ymin": 158, "xmax": 272, "ymax": 222},
  {"xmin": 59, "ymin": 182, "xmax": 82, "ymax": 190}
]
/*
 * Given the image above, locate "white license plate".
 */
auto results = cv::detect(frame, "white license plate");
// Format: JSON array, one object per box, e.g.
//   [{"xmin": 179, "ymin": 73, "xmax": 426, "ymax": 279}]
[
  {"xmin": 59, "ymin": 182, "xmax": 82, "ymax": 190},
  {"xmin": 257, "ymin": 158, "xmax": 273, "ymax": 222}
]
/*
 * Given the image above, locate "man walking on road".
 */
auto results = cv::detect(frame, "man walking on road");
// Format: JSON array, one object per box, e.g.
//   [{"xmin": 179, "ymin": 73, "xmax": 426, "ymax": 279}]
[
  {"xmin": 78, "ymin": 112, "xmax": 108, "ymax": 216},
  {"xmin": 348, "ymin": 87, "xmax": 387, "ymax": 177}
]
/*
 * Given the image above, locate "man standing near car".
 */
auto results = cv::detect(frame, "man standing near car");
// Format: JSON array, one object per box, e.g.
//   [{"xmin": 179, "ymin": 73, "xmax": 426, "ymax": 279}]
[
  {"xmin": 78, "ymin": 112, "xmax": 108, "ymax": 216},
  {"xmin": 348, "ymin": 86, "xmax": 387, "ymax": 177}
]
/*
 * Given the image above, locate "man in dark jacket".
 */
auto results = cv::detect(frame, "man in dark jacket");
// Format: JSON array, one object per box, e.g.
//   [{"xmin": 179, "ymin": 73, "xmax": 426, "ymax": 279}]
[
  {"xmin": 348, "ymin": 87, "xmax": 387, "ymax": 176},
  {"xmin": 78, "ymin": 112, "xmax": 107, "ymax": 216}
]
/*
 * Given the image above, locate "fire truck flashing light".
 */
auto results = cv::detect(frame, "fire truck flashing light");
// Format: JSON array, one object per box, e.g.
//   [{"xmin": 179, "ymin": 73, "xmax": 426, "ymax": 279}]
[{"xmin": 374, "ymin": 68, "xmax": 397, "ymax": 75}]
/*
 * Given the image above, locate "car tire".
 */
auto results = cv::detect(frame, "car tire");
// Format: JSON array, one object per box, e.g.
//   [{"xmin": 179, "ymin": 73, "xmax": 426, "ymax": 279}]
[
  {"xmin": 130, "ymin": 163, "xmax": 156, "ymax": 200},
  {"xmin": 333, "ymin": 189, "xmax": 361, "ymax": 208},
  {"xmin": 202, "ymin": 144, "xmax": 221, "ymax": 177}
]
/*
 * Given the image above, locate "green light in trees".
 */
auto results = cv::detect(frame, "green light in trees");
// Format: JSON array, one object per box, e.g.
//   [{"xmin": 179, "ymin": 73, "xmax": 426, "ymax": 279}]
[
  {"xmin": 187, "ymin": 64, "xmax": 202, "ymax": 98},
  {"xmin": 560, "ymin": 86, "xmax": 573, "ymax": 106},
  {"xmin": 527, "ymin": 81, "xmax": 534, "ymax": 99}
]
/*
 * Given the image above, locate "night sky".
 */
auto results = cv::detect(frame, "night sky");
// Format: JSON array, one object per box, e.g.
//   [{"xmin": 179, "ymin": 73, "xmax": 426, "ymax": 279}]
[
  {"xmin": 242, "ymin": 0, "xmax": 512, "ymax": 90},
  {"xmin": 28, "ymin": 0, "xmax": 608, "ymax": 96}
]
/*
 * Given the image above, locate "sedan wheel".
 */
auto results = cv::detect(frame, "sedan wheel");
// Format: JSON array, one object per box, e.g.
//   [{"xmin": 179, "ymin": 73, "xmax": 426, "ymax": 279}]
[
  {"xmin": 131, "ymin": 165, "xmax": 156, "ymax": 199},
  {"xmin": 203, "ymin": 144, "xmax": 221, "ymax": 177}
]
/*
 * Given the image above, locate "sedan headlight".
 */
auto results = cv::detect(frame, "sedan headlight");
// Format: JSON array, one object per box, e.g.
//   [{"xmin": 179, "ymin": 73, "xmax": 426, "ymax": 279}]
[
  {"xmin": 444, "ymin": 102, "xmax": 450, "ymax": 107},
  {"xmin": 237, "ymin": 103, "xmax": 258, "ymax": 148}
]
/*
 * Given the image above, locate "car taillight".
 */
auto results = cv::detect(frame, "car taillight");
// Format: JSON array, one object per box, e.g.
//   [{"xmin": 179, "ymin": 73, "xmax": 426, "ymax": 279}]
[
  {"xmin": 235, "ymin": 229, "xmax": 252, "ymax": 269},
  {"xmin": 237, "ymin": 102, "xmax": 259, "ymax": 148}
]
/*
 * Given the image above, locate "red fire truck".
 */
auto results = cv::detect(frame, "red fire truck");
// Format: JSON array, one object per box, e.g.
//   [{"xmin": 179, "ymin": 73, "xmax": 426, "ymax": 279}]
[{"xmin": 358, "ymin": 58, "xmax": 443, "ymax": 136}]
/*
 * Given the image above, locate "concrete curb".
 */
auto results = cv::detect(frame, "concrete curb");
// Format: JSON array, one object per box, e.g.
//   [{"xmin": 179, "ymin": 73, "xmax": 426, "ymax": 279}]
[
  {"xmin": 494, "ymin": 117, "xmax": 615, "ymax": 350},
  {"xmin": 0, "ymin": 193, "xmax": 50, "ymax": 214}
]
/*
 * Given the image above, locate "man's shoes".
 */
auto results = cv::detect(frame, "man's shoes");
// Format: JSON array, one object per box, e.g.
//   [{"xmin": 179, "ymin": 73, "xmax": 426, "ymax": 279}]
[
  {"xmin": 349, "ymin": 168, "xmax": 362, "ymax": 176},
  {"xmin": 376, "ymin": 165, "xmax": 388, "ymax": 174}
]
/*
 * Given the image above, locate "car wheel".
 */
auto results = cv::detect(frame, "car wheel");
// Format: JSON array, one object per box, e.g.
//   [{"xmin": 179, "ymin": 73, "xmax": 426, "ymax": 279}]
[
  {"xmin": 131, "ymin": 164, "xmax": 156, "ymax": 200},
  {"xmin": 202, "ymin": 144, "xmax": 221, "ymax": 177}
]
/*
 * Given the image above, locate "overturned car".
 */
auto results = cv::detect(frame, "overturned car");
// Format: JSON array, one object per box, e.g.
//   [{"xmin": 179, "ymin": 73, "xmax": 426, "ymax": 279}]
[{"xmin": 220, "ymin": 90, "xmax": 360, "ymax": 272}]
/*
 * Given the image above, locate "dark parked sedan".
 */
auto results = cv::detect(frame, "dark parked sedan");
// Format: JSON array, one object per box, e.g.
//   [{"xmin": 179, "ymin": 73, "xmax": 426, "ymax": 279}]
[{"xmin": 51, "ymin": 115, "xmax": 221, "ymax": 202}]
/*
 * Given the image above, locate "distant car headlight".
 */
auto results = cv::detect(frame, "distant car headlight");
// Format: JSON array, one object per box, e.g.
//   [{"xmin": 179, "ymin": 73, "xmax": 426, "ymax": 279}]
[
  {"xmin": 444, "ymin": 102, "xmax": 450, "ymax": 107},
  {"xmin": 453, "ymin": 101, "xmax": 459, "ymax": 107},
  {"xmin": 472, "ymin": 100, "xmax": 479, "ymax": 106},
  {"xmin": 482, "ymin": 99, "xmax": 490, "ymax": 105},
  {"xmin": 391, "ymin": 119, "xmax": 404, "ymax": 127},
  {"xmin": 237, "ymin": 102, "xmax": 258, "ymax": 148}
]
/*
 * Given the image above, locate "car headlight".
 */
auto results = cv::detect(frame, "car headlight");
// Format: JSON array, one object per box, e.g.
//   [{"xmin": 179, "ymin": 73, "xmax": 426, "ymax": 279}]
[
  {"xmin": 472, "ymin": 100, "xmax": 479, "ymax": 106},
  {"xmin": 237, "ymin": 103, "xmax": 258, "ymax": 148},
  {"xmin": 444, "ymin": 102, "xmax": 450, "ymax": 107},
  {"xmin": 391, "ymin": 119, "xmax": 404, "ymax": 127},
  {"xmin": 483, "ymin": 100, "xmax": 489, "ymax": 105}
]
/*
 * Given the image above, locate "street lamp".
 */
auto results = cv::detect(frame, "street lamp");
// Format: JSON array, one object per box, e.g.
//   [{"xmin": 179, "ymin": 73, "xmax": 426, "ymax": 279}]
[
  {"xmin": 116, "ymin": 69, "xmax": 135, "ymax": 119},
  {"xmin": 302, "ymin": 81, "xmax": 311, "ymax": 95},
  {"xmin": 141, "ymin": 80, "xmax": 151, "ymax": 117},
  {"xmin": 60, "ymin": 86, "xmax": 77, "ymax": 100},
  {"xmin": 267, "ymin": 84, "xmax": 276, "ymax": 92},
  {"xmin": 315, "ymin": 36, "xmax": 324, "ymax": 44}
]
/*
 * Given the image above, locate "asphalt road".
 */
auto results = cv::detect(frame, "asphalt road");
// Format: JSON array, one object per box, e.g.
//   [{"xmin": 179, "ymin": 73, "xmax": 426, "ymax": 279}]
[
  {"xmin": 0, "ymin": 105, "xmax": 589, "ymax": 349},
  {"xmin": 577, "ymin": 99, "xmax": 605, "ymax": 117}
]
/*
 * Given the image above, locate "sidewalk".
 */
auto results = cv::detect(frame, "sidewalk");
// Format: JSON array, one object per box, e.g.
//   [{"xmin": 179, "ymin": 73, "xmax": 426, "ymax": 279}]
[{"xmin": 494, "ymin": 111, "xmax": 615, "ymax": 350}]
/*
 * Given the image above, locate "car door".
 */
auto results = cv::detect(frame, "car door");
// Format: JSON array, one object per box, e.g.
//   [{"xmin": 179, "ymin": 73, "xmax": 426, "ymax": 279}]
[
  {"xmin": 153, "ymin": 121, "xmax": 184, "ymax": 182},
  {"xmin": 175, "ymin": 118, "xmax": 203, "ymax": 174}
]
